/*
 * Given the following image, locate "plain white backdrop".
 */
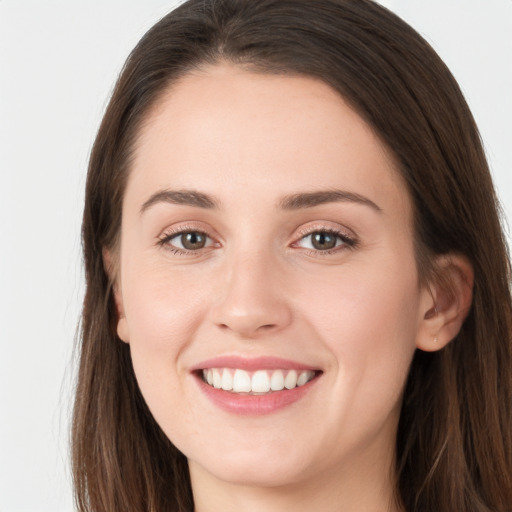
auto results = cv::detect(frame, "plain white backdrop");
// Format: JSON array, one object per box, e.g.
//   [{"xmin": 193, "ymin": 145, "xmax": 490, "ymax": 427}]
[{"xmin": 0, "ymin": 1, "xmax": 510, "ymax": 510}]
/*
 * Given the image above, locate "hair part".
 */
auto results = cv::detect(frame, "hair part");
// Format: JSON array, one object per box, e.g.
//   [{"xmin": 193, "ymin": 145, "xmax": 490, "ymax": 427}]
[{"xmin": 74, "ymin": 1, "xmax": 512, "ymax": 510}]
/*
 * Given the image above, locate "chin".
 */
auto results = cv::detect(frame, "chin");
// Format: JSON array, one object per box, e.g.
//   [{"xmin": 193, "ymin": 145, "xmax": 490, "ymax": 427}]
[{"xmin": 193, "ymin": 453, "xmax": 313, "ymax": 489}]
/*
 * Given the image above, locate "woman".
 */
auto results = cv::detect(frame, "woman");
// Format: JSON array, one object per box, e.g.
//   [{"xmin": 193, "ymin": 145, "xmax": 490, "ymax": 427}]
[{"xmin": 72, "ymin": 0, "xmax": 512, "ymax": 510}]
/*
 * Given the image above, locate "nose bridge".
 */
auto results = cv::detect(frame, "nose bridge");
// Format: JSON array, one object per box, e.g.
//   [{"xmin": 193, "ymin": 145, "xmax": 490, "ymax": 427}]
[{"xmin": 210, "ymin": 243, "xmax": 292, "ymax": 337}]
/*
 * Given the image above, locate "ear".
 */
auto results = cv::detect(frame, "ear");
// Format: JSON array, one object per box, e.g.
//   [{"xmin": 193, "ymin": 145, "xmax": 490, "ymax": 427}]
[
  {"xmin": 103, "ymin": 248, "xmax": 130, "ymax": 344},
  {"xmin": 416, "ymin": 254, "xmax": 474, "ymax": 352}
]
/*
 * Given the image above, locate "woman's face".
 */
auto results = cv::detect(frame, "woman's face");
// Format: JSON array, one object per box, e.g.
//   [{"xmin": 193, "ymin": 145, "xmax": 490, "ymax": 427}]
[{"xmin": 114, "ymin": 64, "xmax": 432, "ymax": 490}]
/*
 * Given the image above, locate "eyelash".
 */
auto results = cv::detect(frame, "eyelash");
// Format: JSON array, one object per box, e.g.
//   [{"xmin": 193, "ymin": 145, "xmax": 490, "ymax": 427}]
[
  {"xmin": 157, "ymin": 226, "xmax": 358, "ymax": 256},
  {"xmin": 292, "ymin": 228, "xmax": 358, "ymax": 255},
  {"xmin": 157, "ymin": 225, "xmax": 215, "ymax": 256}
]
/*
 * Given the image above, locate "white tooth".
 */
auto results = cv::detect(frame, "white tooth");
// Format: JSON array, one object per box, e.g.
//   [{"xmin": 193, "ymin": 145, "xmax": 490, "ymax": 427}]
[
  {"xmin": 206, "ymin": 369, "xmax": 213, "ymax": 386},
  {"xmin": 297, "ymin": 370, "xmax": 312, "ymax": 386},
  {"xmin": 221, "ymin": 369, "xmax": 233, "ymax": 390},
  {"xmin": 284, "ymin": 369, "xmax": 298, "ymax": 389},
  {"xmin": 233, "ymin": 369, "xmax": 252, "ymax": 392},
  {"xmin": 270, "ymin": 370, "xmax": 285, "ymax": 391},
  {"xmin": 212, "ymin": 368, "xmax": 222, "ymax": 389},
  {"xmin": 251, "ymin": 370, "xmax": 270, "ymax": 393}
]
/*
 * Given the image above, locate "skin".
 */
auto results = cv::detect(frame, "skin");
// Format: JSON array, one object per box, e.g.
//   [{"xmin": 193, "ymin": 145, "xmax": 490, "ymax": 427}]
[{"xmin": 111, "ymin": 64, "xmax": 472, "ymax": 512}]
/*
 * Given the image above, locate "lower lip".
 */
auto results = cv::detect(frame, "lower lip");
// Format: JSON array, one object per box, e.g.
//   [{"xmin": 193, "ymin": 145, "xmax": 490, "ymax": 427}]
[{"xmin": 194, "ymin": 373, "xmax": 320, "ymax": 415}]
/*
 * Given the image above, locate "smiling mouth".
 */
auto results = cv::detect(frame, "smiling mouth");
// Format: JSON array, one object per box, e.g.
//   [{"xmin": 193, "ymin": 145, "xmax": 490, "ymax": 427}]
[{"xmin": 200, "ymin": 368, "xmax": 320, "ymax": 395}]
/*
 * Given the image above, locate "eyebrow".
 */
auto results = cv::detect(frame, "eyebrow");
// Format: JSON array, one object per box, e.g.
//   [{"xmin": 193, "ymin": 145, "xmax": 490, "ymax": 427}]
[
  {"xmin": 279, "ymin": 190, "xmax": 382, "ymax": 213},
  {"xmin": 140, "ymin": 189, "xmax": 219, "ymax": 214},
  {"xmin": 140, "ymin": 188, "xmax": 382, "ymax": 214}
]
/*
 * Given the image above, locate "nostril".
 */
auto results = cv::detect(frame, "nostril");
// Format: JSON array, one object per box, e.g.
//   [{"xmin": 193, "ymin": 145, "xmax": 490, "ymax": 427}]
[
  {"xmin": 215, "ymin": 321, "xmax": 279, "ymax": 337},
  {"xmin": 259, "ymin": 324, "xmax": 277, "ymax": 331}
]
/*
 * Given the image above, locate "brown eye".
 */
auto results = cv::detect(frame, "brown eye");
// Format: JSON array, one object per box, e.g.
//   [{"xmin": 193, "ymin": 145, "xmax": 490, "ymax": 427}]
[
  {"xmin": 295, "ymin": 229, "xmax": 356, "ymax": 253},
  {"xmin": 310, "ymin": 232, "xmax": 337, "ymax": 250},
  {"xmin": 181, "ymin": 232, "xmax": 207, "ymax": 250},
  {"xmin": 163, "ymin": 230, "xmax": 213, "ymax": 252}
]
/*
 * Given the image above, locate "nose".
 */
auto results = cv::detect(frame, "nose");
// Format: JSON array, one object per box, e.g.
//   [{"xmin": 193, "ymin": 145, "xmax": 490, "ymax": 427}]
[{"xmin": 209, "ymin": 249, "xmax": 293, "ymax": 339}]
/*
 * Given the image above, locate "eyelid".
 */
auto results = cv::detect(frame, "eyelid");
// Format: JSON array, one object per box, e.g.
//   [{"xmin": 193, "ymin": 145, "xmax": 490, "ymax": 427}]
[
  {"xmin": 156, "ymin": 222, "xmax": 221, "ymax": 253},
  {"xmin": 155, "ymin": 220, "xmax": 358, "ymax": 256},
  {"xmin": 290, "ymin": 221, "xmax": 358, "ymax": 253},
  {"xmin": 293, "ymin": 221, "xmax": 356, "ymax": 241},
  {"xmin": 167, "ymin": 231, "xmax": 214, "ymax": 249}
]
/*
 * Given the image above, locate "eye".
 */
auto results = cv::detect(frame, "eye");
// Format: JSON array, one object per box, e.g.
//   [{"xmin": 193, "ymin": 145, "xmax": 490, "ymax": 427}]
[
  {"xmin": 160, "ymin": 230, "xmax": 214, "ymax": 252},
  {"xmin": 295, "ymin": 229, "xmax": 356, "ymax": 252}
]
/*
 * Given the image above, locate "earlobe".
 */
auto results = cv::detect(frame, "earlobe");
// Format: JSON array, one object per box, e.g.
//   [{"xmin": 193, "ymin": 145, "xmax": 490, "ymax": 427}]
[
  {"xmin": 112, "ymin": 282, "xmax": 130, "ymax": 343},
  {"xmin": 416, "ymin": 254, "xmax": 474, "ymax": 352},
  {"xmin": 103, "ymin": 248, "xmax": 130, "ymax": 344},
  {"xmin": 116, "ymin": 315, "xmax": 130, "ymax": 344}
]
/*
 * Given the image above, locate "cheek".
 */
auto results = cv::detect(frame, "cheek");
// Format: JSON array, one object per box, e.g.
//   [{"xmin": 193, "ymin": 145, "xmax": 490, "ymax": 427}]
[
  {"xmin": 297, "ymin": 255, "xmax": 420, "ymax": 338},
  {"xmin": 296, "ymin": 258, "xmax": 420, "ymax": 406},
  {"xmin": 120, "ymin": 262, "xmax": 212, "ymax": 436},
  {"xmin": 120, "ymin": 262, "xmax": 211, "ymax": 386},
  {"xmin": 124, "ymin": 262, "xmax": 206, "ymax": 342}
]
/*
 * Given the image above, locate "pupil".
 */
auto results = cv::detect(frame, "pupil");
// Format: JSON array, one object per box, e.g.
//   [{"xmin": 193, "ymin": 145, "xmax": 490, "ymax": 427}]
[
  {"xmin": 312, "ymin": 232, "xmax": 336, "ymax": 250},
  {"xmin": 182, "ymin": 232, "xmax": 206, "ymax": 250}
]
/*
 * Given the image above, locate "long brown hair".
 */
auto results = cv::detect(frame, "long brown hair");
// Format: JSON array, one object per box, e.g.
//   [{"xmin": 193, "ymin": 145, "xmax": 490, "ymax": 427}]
[{"xmin": 73, "ymin": 1, "xmax": 512, "ymax": 510}]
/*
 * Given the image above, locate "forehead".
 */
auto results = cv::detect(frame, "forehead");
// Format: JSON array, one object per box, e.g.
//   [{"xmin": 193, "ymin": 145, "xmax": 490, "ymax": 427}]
[{"xmin": 127, "ymin": 63, "xmax": 410, "ymax": 219}]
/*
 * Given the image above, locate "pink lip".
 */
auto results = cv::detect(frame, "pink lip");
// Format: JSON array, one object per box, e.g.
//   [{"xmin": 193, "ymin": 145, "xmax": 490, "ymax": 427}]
[
  {"xmin": 194, "ymin": 375, "xmax": 320, "ymax": 415},
  {"xmin": 191, "ymin": 356, "xmax": 322, "ymax": 415},
  {"xmin": 191, "ymin": 355, "xmax": 318, "ymax": 372}
]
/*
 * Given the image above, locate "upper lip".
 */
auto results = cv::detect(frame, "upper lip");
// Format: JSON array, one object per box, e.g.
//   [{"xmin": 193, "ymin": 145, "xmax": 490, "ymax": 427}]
[{"xmin": 191, "ymin": 355, "xmax": 321, "ymax": 372}]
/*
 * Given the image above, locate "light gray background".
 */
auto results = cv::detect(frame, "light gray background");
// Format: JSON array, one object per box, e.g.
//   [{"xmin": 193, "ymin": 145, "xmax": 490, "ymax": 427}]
[{"xmin": 0, "ymin": 1, "xmax": 510, "ymax": 511}]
